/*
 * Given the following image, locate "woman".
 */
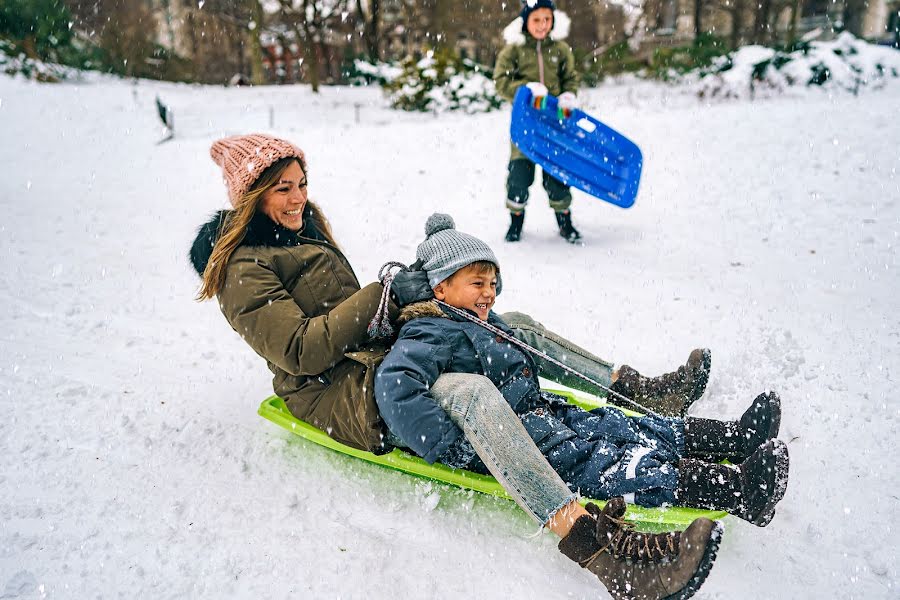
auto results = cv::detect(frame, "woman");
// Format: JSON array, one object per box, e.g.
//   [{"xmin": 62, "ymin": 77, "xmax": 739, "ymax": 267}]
[{"xmin": 190, "ymin": 134, "xmax": 721, "ymax": 600}]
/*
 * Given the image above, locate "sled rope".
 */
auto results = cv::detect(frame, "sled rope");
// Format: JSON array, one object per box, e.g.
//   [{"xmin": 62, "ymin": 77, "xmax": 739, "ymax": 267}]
[{"xmin": 434, "ymin": 300, "xmax": 660, "ymax": 417}]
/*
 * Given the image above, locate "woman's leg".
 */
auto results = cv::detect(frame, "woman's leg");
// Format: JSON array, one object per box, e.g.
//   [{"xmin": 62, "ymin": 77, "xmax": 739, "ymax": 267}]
[
  {"xmin": 430, "ymin": 372, "xmax": 583, "ymax": 533},
  {"xmin": 500, "ymin": 311, "xmax": 614, "ymax": 397}
]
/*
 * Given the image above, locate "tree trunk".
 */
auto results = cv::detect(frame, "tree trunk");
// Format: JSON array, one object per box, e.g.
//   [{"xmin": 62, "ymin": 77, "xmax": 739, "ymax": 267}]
[
  {"xmin": 786, "ymin": 0, "xmax": 801, "ymax": 45},
  {"xmin": 356, "ymin": 0, "xmax": 381, "ymax": 60},
  {"xmin": 694, "ymin": 0, "xmax": 704, "ymax": 41},
  {"xmin": 753, "ymin": 0, "xmax": 772, "ymax": 44},
  {"xmin": 248, "ymin": 0, "xmax": 266, "ymax": 84},
  {"xmin": 842, "ymin": 0, "xmax": 867, "ymax": 37}
]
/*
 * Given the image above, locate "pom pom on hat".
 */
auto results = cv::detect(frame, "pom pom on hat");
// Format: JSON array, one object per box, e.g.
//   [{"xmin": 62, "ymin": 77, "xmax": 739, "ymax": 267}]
[{"xmin": 425, "ymin": 213, "xmax": 456, "ymax": 237}]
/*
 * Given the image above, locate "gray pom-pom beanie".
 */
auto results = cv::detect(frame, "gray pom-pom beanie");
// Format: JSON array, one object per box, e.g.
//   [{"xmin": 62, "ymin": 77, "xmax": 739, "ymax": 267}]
[{"xmin": 416, "ymin": 213, "xmax": 502, "ymax": 294}]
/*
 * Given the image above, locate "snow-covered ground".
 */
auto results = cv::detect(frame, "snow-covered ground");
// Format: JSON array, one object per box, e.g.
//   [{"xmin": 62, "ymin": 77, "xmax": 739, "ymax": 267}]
[{"xmin": 1, "ymin": 73, "xmax": 897, "ymax": 599}]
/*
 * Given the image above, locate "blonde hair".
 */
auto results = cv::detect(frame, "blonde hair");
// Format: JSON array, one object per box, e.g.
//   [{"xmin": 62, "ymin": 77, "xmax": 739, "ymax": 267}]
[{"xmin": 196, "ymin": 156, "xmax": 338, "ymax": 301}]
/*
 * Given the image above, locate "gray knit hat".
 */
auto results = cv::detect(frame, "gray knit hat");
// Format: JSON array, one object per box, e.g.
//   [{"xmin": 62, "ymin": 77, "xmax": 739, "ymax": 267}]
[{"xmin": 417, "ymin": 213, "xmax": 502, "ymax": 294}]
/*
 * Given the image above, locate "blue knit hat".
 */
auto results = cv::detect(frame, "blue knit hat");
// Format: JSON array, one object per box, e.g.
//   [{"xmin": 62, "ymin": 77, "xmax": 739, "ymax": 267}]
[
  {"xmin": 520, "ymin": 0, "xmax": 556, "ymax": 26},
  {"xmin": 416, "ymin": 213, "xmax": 502, "ymax": 294}
]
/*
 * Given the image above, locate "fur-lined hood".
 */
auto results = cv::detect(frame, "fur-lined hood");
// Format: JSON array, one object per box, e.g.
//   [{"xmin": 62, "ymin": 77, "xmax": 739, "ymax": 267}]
[
  {"xmin": 502, "ymin": 10, "xmax": 570, "ymax": 46},
  {"xmin": 397, "ymin": 300, "xmax": 448, "ymax": 326}
]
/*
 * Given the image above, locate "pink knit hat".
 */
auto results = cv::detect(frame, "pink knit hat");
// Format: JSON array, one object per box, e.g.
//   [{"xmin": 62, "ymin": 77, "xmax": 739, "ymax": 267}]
[{"xmin": 209, "ymin": 133, "xmax": 306, "ymax": 206}]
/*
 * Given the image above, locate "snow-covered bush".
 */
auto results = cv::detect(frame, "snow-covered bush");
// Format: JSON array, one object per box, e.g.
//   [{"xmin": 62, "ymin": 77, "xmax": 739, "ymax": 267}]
[
  {"xmin": 382, "ymin": 48, "xmax": 502, "ymax": 114},
  {"xmin": 348, "ymin": 58, "xmax": 404, "ymax": 86},
  {"xmin": 696, "ymin": 33, "xmax": 900, "ymax": 99},
  {"xmin": 0, "ymin": 40, "xmax": 78, "ymax": 82}
]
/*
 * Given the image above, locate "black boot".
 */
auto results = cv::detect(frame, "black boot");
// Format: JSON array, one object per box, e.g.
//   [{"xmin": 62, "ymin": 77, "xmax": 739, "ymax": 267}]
[
  {"xmin": 610, "ymin": 349, "xmax": 712, "ymax": 417},
  {"xmin": 558, "ymin": 498, "xmax": 722, "ymax": 600},
  {"xmin": 676, "ymin": 439, "xmax": 790, "ymax": 527},
  {"xmin": 555, "ymin": 210, "xmax": 581, "ymax": 243},
  {"xmin": 684, "ymin": 391, "xmax": 781, "ymax": 463},
  {"xmin": 505, "ymin": 211, "xmax": 525, "ymax": 242}
]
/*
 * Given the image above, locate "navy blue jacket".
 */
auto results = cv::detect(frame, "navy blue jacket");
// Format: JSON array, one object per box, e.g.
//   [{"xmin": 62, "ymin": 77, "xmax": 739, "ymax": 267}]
[
  {"xmin": 374, "ymin": 301, "xmax": 685, "ymax": 505},
  {"xmin": 374, "ymin": 301, "xmax": 541, "ymax": 463}
]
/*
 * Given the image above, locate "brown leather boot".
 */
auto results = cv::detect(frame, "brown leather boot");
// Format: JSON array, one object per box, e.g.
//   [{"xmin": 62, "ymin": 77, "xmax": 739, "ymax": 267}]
[
  {"xmin": 558, "ymin": 498, "xmax": 722, "ymax": 600},
  {"xmin": 610, "ymin": 349, "xmax": 712, "ymax": 416}
]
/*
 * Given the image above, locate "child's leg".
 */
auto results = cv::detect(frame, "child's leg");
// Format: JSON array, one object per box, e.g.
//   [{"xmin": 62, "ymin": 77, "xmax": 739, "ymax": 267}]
[
  {"xmin": 528, "ymin": 403, "xmax": 683, "ymax": 507},
  {"xmin": 506, "ymin": 158, "xmax": 535, "ymax": 212},
  {"xmin": 430, "ymin": 372, "xmax": 578, "ymax": 531},
  {"xmin": 541, "ymin": 170, "xmax": 573, "ymax": 213},
  {"xmin": 499, "ymin": 311, "xmax": 614, "ymax": 396}
]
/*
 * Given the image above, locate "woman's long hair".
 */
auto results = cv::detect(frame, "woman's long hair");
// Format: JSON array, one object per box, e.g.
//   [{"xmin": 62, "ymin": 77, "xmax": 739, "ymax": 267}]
[{"xmin": 196, "ymin": 156, "xmax": 338, "ymax": 301}]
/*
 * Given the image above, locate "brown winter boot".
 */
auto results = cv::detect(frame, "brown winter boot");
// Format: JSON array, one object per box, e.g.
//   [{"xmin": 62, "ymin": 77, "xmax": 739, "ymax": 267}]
[
  {"xmin": 558, "ymin": 498, "xmax": 722, "ymax": 600},
  {"xmin": 610, "ymin": 349, "xmax": 712, "ymax": 417}
]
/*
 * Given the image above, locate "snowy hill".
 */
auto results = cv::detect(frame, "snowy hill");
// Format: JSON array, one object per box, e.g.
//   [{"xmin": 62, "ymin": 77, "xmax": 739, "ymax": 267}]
[{"xmin": 0, "ymin": 73, "xmax": 897, "ymax": 598}]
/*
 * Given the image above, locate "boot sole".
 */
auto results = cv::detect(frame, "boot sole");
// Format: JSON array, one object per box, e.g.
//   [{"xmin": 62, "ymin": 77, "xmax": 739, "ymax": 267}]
[
  {"xmin": 681, "ymin": 349, "xmax": 712, "ymax": 416},
  {"xmin": 751, "ymin": 439, "xmax": 790, "ymax": 527},
  {"xmin": 662, "ymin": 520, "xmax": 724, "ymax": 600}
]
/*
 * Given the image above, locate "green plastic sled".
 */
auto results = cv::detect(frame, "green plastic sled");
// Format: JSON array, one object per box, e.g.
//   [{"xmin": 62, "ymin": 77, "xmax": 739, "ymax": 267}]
[{"xmin": 258, "ymin": 389, "xmax": 728, "ymax": 532}]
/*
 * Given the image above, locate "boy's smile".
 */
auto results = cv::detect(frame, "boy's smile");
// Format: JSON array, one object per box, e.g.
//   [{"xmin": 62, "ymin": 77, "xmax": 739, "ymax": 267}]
[{"xmin": 433, "ymin": 263, "xmax": 498, "ymax": 321}]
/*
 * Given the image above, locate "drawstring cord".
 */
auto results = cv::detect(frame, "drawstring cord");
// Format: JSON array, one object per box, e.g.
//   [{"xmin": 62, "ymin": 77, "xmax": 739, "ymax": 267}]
[{"xmin": 368, "ymin": 261, "xmax": 408, "ymax": 339}]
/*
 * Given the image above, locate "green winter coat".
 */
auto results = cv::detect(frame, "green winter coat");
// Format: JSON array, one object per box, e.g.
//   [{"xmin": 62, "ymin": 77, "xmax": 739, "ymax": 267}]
[
  {"xmin": 493, "ymin": 24, "xmax": 579, "ymax": 161},
  {"xmin": 191, "ymin": 209, "xmax": 392, "ymax": 453}
]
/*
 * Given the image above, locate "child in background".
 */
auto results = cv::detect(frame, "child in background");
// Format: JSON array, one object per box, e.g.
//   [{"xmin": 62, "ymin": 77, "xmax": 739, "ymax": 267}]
[
  {"xmin": 375, "ymin": 213, "xmax": 790, "ymax": 526},
  {"xmin": 494, "ymin": 0, "xmax": 581, "ymax": 243}
]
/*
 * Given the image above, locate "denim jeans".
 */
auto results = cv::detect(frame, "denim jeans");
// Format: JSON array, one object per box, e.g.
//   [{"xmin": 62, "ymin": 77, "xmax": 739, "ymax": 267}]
[
  {"xmin": 501, "ymin": 311, "xmax": 614, "ymax": 396},
  {"xmin": 430, "ymin": 373, "xmax": 577, "ymax": 525}
]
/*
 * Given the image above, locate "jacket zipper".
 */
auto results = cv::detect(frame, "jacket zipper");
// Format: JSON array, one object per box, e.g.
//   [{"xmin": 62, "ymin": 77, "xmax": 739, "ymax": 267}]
[{"xmin": 536, "ymin": 40, "xmax": 544, "ymax": 85}]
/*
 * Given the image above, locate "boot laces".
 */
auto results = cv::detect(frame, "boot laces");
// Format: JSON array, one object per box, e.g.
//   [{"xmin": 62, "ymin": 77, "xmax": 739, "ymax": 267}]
[{"xmin": 580, "ymin": 514, "xmax": 680, "ymax": 566}]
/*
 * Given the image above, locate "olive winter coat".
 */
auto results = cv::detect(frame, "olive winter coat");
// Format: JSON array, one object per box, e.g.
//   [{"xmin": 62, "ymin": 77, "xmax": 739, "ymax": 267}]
[
  {"xmin": 190, "ymin": 208, "xmax": 392, "ymax": 453},
  {"xmin": 493, "ymin": 12, "xmax": 580, "ymax": 161}
]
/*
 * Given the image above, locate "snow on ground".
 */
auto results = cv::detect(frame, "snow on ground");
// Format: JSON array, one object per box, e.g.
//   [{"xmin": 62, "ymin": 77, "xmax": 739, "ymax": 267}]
[{"xmin": 0, "ymin": 73, "xmax": 897, "ymax": 599}]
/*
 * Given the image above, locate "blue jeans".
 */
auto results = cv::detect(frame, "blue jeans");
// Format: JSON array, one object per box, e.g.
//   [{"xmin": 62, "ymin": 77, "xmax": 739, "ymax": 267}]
[{"xmin": 430, "ymin": 373, "xmax": 577, "ymax": 525}]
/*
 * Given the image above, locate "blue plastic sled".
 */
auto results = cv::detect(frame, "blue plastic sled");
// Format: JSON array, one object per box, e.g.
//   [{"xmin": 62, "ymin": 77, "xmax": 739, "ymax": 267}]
[{"xmin": 510, "ymin": 87, "xmax": 643, "ymax": 208}]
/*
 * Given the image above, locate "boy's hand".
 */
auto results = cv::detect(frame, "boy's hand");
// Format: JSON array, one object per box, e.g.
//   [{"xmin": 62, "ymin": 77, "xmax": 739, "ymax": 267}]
[
  {"xmin": 526, "ymin": 82, "xmax": 548, "ymax": 109},
  {"xmin": 390, "ymin": 266, "xmax": 434, "ymax": 307},
  {"xmin": 558, "ymin": 92, "xmax": 577, "ymax": 118}
]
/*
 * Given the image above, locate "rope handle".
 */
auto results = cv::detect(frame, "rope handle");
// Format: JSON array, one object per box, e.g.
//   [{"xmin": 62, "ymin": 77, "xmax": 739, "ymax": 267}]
[{"xmin": 433, "ymin": 300, "xmax": 659, "ymax": 416}]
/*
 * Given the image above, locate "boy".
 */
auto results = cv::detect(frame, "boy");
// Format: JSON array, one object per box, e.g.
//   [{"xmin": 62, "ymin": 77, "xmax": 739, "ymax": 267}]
[
  {"xmin": 375, "ymin": 213, "xmax": 790, "ymax": 525},
  {"xmin": 494, "ymin": 0, "xmax": 581, "ymax": 242}
]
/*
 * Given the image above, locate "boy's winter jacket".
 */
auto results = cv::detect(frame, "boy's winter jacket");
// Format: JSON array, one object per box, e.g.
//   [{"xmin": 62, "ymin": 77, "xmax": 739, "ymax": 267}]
[
  {"xmin": 374, "ymin": 301, "xmax": 542, "ymax": 463},
  {"xmin": 190, "ymin": 209, "xmax": 390, "ymax": 453},
  {"xmin": 375, "ymin": 302, "xmax": 685, "ymax": 506}
]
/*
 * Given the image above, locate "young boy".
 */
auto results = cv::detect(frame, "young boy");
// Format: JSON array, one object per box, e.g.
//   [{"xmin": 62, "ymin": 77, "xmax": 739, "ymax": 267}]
[
  {"xmin": 493, "ymin": 0, "xmax": 581, "ymax": 242},
  {"xmin": 375, "ymin": 213, "xmax": 790, "ymax": 526}
]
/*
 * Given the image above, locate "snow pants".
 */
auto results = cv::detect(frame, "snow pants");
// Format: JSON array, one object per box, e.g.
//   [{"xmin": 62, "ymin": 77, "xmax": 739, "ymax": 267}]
[
  {"xmin": 506, "ymin": 158, "xmax": 572, "ymax": 212},
  {"xmin": 522, "ymin": 398, "xmax": 684, "ymax": 507}
]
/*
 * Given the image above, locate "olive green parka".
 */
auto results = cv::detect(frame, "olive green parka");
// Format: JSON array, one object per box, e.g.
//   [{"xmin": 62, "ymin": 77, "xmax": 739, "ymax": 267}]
[
  {"xmin": 191, "ymin": 207, "xmax": 394, "ymax": 453},
  {"xmin": 493, "ymin": 11, "xmax": 580, "ymax": 161}
]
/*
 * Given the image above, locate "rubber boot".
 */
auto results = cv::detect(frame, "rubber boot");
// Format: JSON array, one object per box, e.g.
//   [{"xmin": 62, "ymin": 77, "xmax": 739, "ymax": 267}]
[
  {"xmin": 676, "ymin": 439, "xmax": 790, "ymax": 527},
  {"xmin": 610, "ymin": 349, "xmax": 712, "ymax": 417},
  {"xmin": 505, "ymin": 211, "xmax": 525, "ymax": 242},
  {"xmin": 559, "ymin": 498, "xmax": 722, "ymax": 600},
  {"xmin": 555, "ymin": 209, "xmax": 582, "ymax": 243},
  {"xmin": 684, "ymin": 391, "xmax": 781, "ymax": 463}
]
